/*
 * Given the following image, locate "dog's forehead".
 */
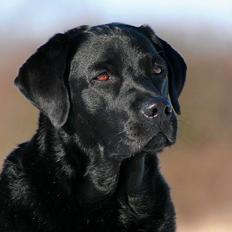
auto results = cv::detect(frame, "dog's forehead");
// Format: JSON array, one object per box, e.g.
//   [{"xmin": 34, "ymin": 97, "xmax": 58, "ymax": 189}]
[{"xmin": 72, "ymin": 27, "xmax": 158, "ymax": 66}]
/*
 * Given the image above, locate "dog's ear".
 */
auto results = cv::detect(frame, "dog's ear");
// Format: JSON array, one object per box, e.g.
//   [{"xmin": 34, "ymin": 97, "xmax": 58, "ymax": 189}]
[
  {"xmin": 139, "ymin": 25, "xmax": 187, "ymax": 114},
  {"xmin": 15, "ymin": 33, "xmax": 71, "ymax": 128}
]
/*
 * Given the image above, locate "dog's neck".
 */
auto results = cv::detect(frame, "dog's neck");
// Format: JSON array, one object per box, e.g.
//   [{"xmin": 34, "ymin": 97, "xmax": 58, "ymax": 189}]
[
  {"xmin": 34, "ymin": 114, "xmax": 155, "ymax": 211},
  {"xmin": 34, "ymin": 114, "xmax": 123, "ymax": 206}
]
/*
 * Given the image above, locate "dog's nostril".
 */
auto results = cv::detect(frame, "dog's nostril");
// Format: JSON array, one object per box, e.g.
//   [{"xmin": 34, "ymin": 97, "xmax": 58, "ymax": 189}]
[
  {"xmin": 145, "ymin": 104, "xmax": 159, "ymax": 118},
  {"xmin": 164, "ymin": 106, "xmax": 172, "ymax": 116},
  {"xmin": 151, "ymin": 107, "xmax": 158, "ymax": 117}
]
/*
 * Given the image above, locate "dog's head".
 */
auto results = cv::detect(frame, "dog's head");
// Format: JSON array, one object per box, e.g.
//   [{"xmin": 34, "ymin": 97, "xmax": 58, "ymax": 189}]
[{"xmin": 15, "ymin": 23, "xmax": 186, "ymax": 159}]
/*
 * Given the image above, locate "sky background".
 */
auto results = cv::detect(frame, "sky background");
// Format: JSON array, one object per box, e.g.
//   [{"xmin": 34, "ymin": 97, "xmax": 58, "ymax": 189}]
[{"xmin": 1, "ymin": 0, "xmax": 232, "ymax": 38}]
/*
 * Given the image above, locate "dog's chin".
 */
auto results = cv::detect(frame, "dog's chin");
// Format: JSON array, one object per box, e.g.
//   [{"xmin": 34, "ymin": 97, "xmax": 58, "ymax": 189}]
[
  {"xmin": 110, "ymin": 131, "xmax": 176, "ymax": 159},
  {"xmin": 141, "ymin": 132, "xmax": 175, "ymax": 154}
]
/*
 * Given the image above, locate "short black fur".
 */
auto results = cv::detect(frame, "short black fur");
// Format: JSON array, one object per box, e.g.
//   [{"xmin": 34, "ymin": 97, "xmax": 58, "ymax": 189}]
[{"xmin": 0, "ymin": 23, "xmax": 186, "ymax": 232}]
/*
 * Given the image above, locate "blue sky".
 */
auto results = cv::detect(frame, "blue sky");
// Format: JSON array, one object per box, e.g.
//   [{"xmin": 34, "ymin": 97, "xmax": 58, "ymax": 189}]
[{"xmin": 1, "ymin": 0, "xmax": 232, "ymax": 38}]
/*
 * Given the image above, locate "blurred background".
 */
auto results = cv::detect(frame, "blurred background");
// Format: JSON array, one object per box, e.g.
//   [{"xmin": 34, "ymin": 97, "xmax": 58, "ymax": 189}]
[{"xmin": 0, "ymin": 0, "xmax": 232, "ymax": 231}]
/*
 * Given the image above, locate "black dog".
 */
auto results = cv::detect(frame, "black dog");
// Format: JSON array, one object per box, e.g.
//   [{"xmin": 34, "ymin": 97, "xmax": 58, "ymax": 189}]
[{"xmin": 0, "ymin": 23, "xmax": 186, "ymax": 232}]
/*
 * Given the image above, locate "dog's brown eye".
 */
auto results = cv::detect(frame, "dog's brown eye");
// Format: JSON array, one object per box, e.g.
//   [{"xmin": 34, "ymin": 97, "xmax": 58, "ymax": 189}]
[
  {"xmin": 152, "ymin": 65, "xmax": 162, "ymax": 75},
  {"xmin": 96, "ymin": 73, "xmax": 110, "ymax": 81}
]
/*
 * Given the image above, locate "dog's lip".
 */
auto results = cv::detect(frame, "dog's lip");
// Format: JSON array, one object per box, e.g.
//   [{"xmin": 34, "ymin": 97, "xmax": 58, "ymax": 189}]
[
  {"xmin": 140, "ymin": 133, "xmax": 166, "ymax": 153},
  {"xmin": 157, "ymin": 123, "xmax": 176, "ymax": 144},
  {"xmin": 152, "ymin": 130, "xmax": 175, "ymax": 143},
  {"xmin": 163, "ymin": 133, "xmax": 175, "ymax": 144},
  {"xmin": 142, "ymin": 131, "xmax": 175, "ymax": 151}
]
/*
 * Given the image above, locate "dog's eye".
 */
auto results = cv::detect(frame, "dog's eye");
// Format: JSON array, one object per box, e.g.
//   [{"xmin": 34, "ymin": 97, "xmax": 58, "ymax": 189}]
[
  {"xmin": 95, "ymin": 72, "xmax": 110, "ymax": 81},
  {"xmin": 152, "ymin": 64, "xmax": 163, "ymax": 75}
]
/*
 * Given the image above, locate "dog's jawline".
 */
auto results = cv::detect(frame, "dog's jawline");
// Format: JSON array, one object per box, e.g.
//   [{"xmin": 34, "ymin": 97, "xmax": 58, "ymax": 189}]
[{"xmin": 32, "ymin": 114, "xmax": 161, "ymax": 202}]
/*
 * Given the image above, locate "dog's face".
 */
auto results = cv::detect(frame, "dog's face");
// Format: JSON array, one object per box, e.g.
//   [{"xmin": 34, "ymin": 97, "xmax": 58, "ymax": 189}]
[{"xmin": 15, "ymin": 23, "xmax": 186, "ymax": 159}]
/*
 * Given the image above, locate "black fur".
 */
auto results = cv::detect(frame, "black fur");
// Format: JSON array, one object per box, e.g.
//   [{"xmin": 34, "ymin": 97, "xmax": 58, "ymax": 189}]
[{"xmin": 0, "ymin": 23, "xmax": 186, "ymax": 232}]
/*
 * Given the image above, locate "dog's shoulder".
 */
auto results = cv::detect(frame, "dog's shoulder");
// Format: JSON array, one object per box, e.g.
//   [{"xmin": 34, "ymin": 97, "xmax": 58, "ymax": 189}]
[
  {"xmin": 0, "ymin": 142, "xmax": 35, "ymax": 228},
  {"xmin": 0, "ymin": 141, "xmax": 34, "ymax": 205}
]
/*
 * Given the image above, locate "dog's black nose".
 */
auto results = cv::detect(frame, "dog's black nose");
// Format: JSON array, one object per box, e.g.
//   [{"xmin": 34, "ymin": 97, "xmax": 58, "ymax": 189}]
[{"xmin": 141, "ymin": 97, "xmax": 172, "ymax": 119}]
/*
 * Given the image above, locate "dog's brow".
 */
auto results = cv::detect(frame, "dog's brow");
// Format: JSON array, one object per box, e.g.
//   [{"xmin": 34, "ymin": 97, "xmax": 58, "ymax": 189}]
[
  {"xmin": 140, "ymin": 54, "xmax": 161, "ymax": 63},
  {"xmin": 142, "ymin": 54, "xmax": 152, "ymax": 61},
  {"xmin": 139, "ymin": 54, "xmax": 152, "ymax": 68},
  {"xmin": 89, "ymin": 61, "xmax": 115, "ymax": 71}
]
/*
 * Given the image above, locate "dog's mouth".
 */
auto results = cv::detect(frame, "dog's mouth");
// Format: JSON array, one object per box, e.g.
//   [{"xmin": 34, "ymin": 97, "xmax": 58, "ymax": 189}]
[
  {"xmin": 141, "ymin": 132, "xmax": 175, "ymax": 153},
  {"xmin": 108, "ymin": 122, "xmax": 177, "ymax": 158}
]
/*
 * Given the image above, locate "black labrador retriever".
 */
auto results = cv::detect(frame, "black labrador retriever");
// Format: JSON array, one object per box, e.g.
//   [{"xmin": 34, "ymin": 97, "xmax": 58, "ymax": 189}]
[{"xmin": 0, "ymin": 23, "xmax": 186, "ymax": 232}]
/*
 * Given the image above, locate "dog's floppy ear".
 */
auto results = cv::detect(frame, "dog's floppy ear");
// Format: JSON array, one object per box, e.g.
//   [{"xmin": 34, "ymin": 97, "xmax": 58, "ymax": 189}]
[
  {"xmin": 139, "ymin": 25, "xmax": 187, "ymax": 114},
  {"xmin": 15, "ymin": 33, "xmax": 71, "ymax": 128}
]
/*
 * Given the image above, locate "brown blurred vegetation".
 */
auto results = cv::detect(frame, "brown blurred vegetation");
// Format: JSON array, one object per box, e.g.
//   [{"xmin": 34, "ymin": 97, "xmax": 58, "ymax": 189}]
[{"xmin": 0, "ymin": 26, "xmax": 232, "ymax": 231}]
